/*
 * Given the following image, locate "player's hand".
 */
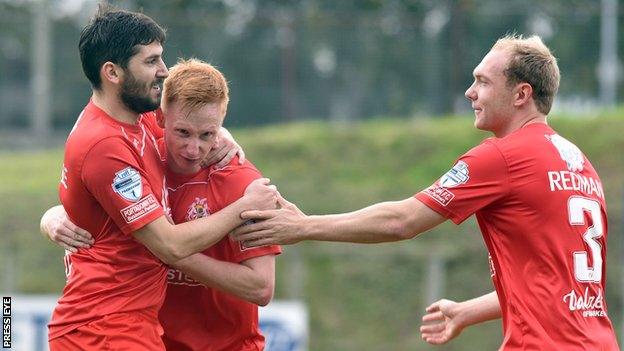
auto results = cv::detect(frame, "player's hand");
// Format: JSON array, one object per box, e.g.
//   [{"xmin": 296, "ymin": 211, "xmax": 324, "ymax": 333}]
[
  {"xmin": 201, "ymin": 127, "xmax": 245, "ymax": 169},
  {"xmin": 243, "ymin": 178, "xmax": 279, "ymax": 211},
  {"xmin": 40, "ymin": 205, "xmax": 94, "ymax": 253},
  {"xmin": 231, "ymin": 194, "xmax": 306, "ymax": 247},
  {"xmin": 420, "ymin": 299, "xmax": 464, "ymax": 345}
]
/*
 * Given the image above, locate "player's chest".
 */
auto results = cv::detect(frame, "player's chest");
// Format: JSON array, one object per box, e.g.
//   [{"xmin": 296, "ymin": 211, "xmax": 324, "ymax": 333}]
[{"xmin": 168, "ymin": 187, "xmax": 219, "ymax": 224}]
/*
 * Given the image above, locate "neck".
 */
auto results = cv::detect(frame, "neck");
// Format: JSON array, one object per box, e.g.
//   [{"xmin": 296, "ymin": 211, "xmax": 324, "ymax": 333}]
[
  {"xmin": 494, "ymin": 111, "xmax": 547, "ymax": 138},
  {"xmin": 92, "ymin": 89, "xmax": 140, "ymax": 125}
]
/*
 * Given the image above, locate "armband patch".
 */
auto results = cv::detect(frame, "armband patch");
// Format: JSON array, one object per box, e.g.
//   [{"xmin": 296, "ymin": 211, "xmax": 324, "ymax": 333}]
[
  {"xmin": 439, "ymin": 161, "xmax": 469, "ymax": 188},
  {"xmin": 112, "ymin": 167, "xmax": 143, "ymax": 202}
]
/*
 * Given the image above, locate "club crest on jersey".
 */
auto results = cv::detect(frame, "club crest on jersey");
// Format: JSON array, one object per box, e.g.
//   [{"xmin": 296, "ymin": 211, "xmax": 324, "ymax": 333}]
[
  {"xmin": 439, "ymin": 161, "xmax": 469, "ymax": 188},
  {"xmin": 186, "ymin": 197, "xmax": 210, "ymax": 221},
  {"xmin": 112, "ymin": 167, "xmax": 142, "ymax": 202},
  {"xmin": 546, "ymin": 134, "xmax": 584, "ymax": 172}
]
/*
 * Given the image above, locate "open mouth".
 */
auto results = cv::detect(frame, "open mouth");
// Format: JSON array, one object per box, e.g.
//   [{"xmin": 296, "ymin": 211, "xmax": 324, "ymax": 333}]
[{"xmin": 151, "ymin": 79, "xmax": 164, "ymax": 94}]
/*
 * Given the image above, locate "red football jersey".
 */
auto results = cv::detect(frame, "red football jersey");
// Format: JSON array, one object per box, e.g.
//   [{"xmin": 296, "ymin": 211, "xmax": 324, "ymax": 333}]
[
  {"xmin": 49, "ymin": 101, "xmax": 169, "ymax": 344},
  {"xmin": 160, "ymin": 157, "xmax": 281, "ymax": 351},
  {"xmin": 416, "ymin": 123, "xmax": 618, "ymax": 350}
]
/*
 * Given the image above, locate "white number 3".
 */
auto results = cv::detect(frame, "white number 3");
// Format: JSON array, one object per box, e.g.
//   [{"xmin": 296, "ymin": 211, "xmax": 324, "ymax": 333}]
[{"xmin": 568, "ymin": 196, "xmax": 603, "ymax": 283}]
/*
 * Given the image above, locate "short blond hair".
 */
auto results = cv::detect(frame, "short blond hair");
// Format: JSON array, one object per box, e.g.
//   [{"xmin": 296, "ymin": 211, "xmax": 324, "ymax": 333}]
[
  {"xmin": 492, "ymin": 34, "xmax": 560, "ymax": 114},
  {"xmin": 163, "ymin": 58, "xmax": 229, "ymax": 113}
]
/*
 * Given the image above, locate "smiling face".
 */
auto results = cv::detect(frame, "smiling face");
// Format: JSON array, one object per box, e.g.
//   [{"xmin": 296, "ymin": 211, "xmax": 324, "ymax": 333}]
[
  {"xmin": 464, "ymin": 49, "xmax": 517, "ymax": 136},
  {"xmin": 163, "ymin": 101, "xmax": 225, "ymax": 174},
  {"xmin": 119, "ymin": 41, "xmax": 168, "ymax": 113}
]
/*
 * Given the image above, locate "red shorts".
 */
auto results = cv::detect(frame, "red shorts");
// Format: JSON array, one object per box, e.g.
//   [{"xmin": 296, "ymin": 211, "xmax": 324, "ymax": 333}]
[{"xmin": 49, "ymin": 311, "xmax": 164, "ymax": 351}]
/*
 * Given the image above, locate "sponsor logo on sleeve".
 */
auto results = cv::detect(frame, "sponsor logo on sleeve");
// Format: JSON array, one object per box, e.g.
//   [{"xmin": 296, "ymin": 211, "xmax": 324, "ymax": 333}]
[
  {"xmin": 120, "ymin": 194, "xmax": 160, "ymax": 223},
  {"xmin": 439, "ymin": 161, "xmax": 469, "ymax": 188},
  {"xmin": 423, "ymin": 186, "xmax": 455, "ymax": 206},
  {"xmin": 112, "ymin": 167, "xmax": 142, "ymax": 202},
  {"xmin": 422, "ymin": 161, "xmax": 470, "ymax": 206}
]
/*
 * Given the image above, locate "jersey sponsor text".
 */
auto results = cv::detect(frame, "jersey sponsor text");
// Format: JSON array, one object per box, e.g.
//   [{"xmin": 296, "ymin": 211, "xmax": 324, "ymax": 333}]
[
  {"xmin": 423, "ymin": 186, "xmax": 455, "ymax": 206},
  {"xmin": 167, "ymin": 268, "xmax": 202, "ymax": 287},
  {"xmin": 562, "ymin": 287, "xmax": 606, "ymax": 318},
  {"xmin": 120, "ymin": 194, "xmax": 160, "ymax": 223}
]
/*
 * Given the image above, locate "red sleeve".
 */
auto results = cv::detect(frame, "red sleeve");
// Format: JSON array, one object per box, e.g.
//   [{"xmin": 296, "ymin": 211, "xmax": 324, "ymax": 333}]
[
  {"xmin": 415, "ymin": 141, "xmax": 509, "ymax": 224},
  {"xmin": 210, "ymin": 158, "xmax": 282, "ymax": 262},
  {"xmin": 82, "ymin": 138, "xmax": 164, "ymax": 235}
]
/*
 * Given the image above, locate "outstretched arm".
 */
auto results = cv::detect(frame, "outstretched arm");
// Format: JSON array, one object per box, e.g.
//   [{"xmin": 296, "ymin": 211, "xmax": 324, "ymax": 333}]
[
  {"xmin": 231, "ymin": 195, "xmax": 446, "ymax": 247},
  {"xmin": 420, "ymin": 291, "xmax": 501, "ymax": 345},
  {"xmin": 171, "ymin": 253, "xmax": 276, "ymax": 306}
]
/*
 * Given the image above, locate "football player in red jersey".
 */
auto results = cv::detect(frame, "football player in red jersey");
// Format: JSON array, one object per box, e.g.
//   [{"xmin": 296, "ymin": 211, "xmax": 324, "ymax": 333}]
[
  {"xmin": 44, "ymin": 5, "xmax": 277, "ymax": 350},
  {"xmin": 42, "ymin": 59, "xmax": 281, "ymax": 351},
  {"xmin": 157, "ymin": 58, "xmax": 281, "ymax": 351},
  {"xmin": 232, "ymin": 34, "xmax": 620, "ymax": 350},
  {"xmin": 43, "ymin": 57, "xmax": 281, "ymax": 350}
]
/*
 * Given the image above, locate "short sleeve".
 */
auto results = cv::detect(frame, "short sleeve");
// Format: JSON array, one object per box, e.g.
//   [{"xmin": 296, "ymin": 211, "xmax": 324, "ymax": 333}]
[
  {"xmin": 82, "ymin": 138, "xmax": 164, "ymax": 235},
  {"xmin": 210, "ymin": 158, "xmax": 282, "ymax": 262},
  {"xmin": 415, "ymin": 141, "xmax": 509, "ymax": 224}
]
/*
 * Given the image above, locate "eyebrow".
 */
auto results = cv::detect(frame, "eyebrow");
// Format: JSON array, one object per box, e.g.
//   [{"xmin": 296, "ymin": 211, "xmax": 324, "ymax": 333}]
[{"xmin": 144, "ymin": 54, "xmax": 161, "ymax": 61}]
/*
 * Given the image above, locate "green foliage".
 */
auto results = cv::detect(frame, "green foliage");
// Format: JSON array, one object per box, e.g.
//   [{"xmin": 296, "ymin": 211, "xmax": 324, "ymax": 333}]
[
  {"xmin": 1, "ymin": 113, "xmax": 623, "ymax": 350},
  {"xmin": 2, "ymin": 1, "xmax": 614, "ymax": 129}
]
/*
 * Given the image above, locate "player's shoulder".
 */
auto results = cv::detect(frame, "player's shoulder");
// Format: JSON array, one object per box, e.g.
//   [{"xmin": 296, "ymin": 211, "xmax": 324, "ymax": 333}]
[
  {"xmin": 66, "ymin": 124, "xmax": 128, "ymax": 160},
  {"xmin": 481, "ymin": 123, "xmax": 561, "ymax": 156},
  {"xmin": 462, "ymin": 137, "xmax": 505, "ymax": 161},
  {"xmin": 208, "ymin": 156, "xmax": 261, "ymax": 179},
  {"xmin": 69, "ymin": 109, "xmax": 128, "ymax": 145},
  {"xmin": 206, "ymin": 157, "xmax": 262, "ymax": 198}
]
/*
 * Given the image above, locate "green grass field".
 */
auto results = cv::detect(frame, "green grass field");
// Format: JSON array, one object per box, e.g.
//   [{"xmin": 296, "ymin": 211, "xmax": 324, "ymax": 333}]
[{"xmin": 1, "ymin": 111, "xmax": 623, "ymax": 350}]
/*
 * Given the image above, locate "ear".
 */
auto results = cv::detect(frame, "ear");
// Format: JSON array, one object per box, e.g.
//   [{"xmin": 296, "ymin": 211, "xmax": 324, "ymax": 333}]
[
  {"xmin": 514, "ymin": 83, "xmax": 533, "ymax": 108},
  {"xmin": 101, "ymin": 62, "xmax": 123, "ymax": 85}
]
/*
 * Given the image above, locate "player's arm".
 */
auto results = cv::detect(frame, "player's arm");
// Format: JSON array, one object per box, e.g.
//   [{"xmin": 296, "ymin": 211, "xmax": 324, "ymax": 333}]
[
  {"xmin": 133, "ymin": 178, "xmax": 276, "ymax": 264},
  {"xmin": 40, "ymin": 205, "xmax": 93, "ymax": 252},
  {"xmin": 232, "ymin": 195, "xmax": 446, "ymax": 246},
  {"xmin": 171, "ymin": 253, "xmax": 276, "ymax": 306},
  {"xmin": 420, "ymin": 292, "xmax": 501, "ymax": 345}
]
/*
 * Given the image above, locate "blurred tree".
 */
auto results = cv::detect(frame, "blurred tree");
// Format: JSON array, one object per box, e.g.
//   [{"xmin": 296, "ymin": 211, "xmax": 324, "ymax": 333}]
[{"xmin": 0, "ymin": 0, "xmax": 618, "ymax": 133}]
